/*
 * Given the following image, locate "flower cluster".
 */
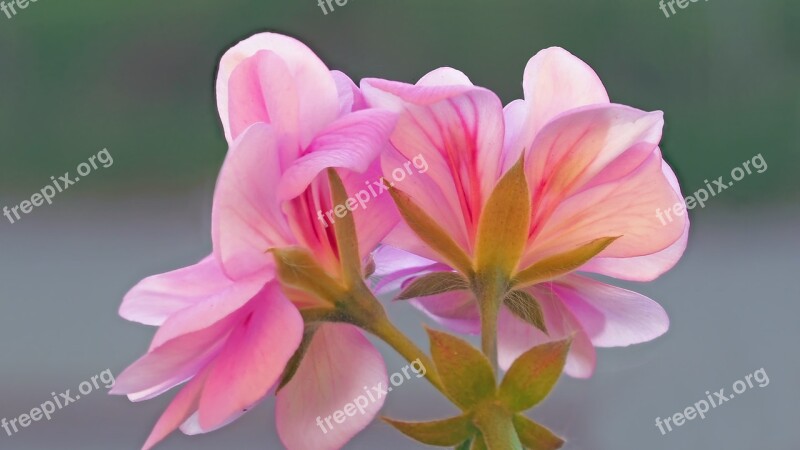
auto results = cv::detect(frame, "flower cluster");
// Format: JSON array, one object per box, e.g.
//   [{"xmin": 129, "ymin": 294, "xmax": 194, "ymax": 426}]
[{"xmin": 112, "ymin": 33, "xmax": 689, "ymax": 450}]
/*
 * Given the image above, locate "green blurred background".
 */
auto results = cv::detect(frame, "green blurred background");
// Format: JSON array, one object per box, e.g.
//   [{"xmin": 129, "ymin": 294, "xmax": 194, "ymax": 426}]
[{"xmin": 1, "ymin": 0, "xmax": 797, "ymax": 202}]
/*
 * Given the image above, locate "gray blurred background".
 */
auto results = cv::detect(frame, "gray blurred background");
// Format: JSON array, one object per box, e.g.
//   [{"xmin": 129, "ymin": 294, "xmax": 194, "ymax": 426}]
[{"xmin": 0, "ymin": 0, "xmax": 797, "ymax": 449}]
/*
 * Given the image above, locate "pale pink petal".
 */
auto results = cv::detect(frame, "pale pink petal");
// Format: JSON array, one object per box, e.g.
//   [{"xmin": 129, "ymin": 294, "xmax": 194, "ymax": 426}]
[
  {"xmin": 524, "ymin": 105, "xmax": 664, "ymax": 231},
  {"xmin": 506, "ymin": 47, "xmax": 610, "ymax": 159},
  {"xmin": 331, "ymin": 70, "xmax": 366, "ymax": 114},
  {"xmin": 179, "ymin": 409, "xmax": 246, "ymax": 436},
  {"xmin": 511, "ymin": 47, "xmax": 609, "ymax": 153},
  {"xmin": 110, "ymin": 313, "xmax": 238, "ymax": 399},
  {"xmin": 381, "ymin": 222, "xmax": 460, "ymax": 267},
  {"xmin": 216, "ymin": 33, "xmax": 339, "ymax": 145},
  {"xmin": 372, "ymin": 245, "xmax": 438, "ymax": 278},
  {"xmin": 553, "ymin": 275, "xmax": 669, "ymax": 348},
  {"xmin": 500, "ymin": 99, "xmax": 528, "ymax": 172},
  {"xmin": 224, "ymin": 51, "xmax": 297, "ymax": 148},
  {"xmin": 147, "ymin": 267, "xmax": 267, "ymax": 351},
  {"xmin": 198, "ymin": 283, "xmax": 303, "ymax": 430},
  {"xmin": 276, "ymin": 323, "xmax": 388, "ymax": 450},
  {"xmin": 410, "ymin": 290, "xmax": 480, "ymax": 335},
  {"xmin": 582, "ymin": 156, "xmax": 690, "ymax": 281},
  {"xmin": 416, "ymin": 67, "xmax": 474, "ymax": 87},
  {"xmin": 371, "ymin": 245, "xmax": 439, "ymax": 294},
  {"xmin": 141, "ymin": 366, "xmax": 211, "ymax": 450},
  {"xmin": 361, "ymin": 78, "xmax": 475, "ymax": 112},
  {"xmin": 212, "ymin": 123, "xmax": 294, "ymax": 280},
  {"xmin": 341, "ymin": 161, "xmax": 401, "ymax": 262},
  {"xmin": 498, "ymin": 286, "xmax": 596, "ymax": 378},
  {"xmin": 368, "ymin": 246, "xmax": 480, "ymax": 334},
  {"xmin": 277, "ymin": 109, "xmax": 398, "ymax": 200},
  {"xmin": 523, "ymin": 148, "xmax": 686, "ymax": 265},
  {"xmin": 378, "ymin": 147, "xmax": 472, "ymax": 263},
  {"xmin": 119, "ymin": 255, "xmax": 231, "ymax": 327},
  {"xmin": 363, "ymin": 79, "xmax": 506, "ymax": 253}
]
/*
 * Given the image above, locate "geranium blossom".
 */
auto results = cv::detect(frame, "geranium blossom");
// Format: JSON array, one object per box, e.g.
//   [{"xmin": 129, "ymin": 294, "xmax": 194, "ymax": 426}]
[
  {"xmin": 112, "ymin": 33, "xmax": 397, "ymax": 450},
  {"xmin": 366, "ymin": 47, "xmax": 689, "ymax": 378}
]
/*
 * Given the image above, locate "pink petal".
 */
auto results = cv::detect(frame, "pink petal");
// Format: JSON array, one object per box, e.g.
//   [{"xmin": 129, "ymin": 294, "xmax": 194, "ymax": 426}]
[
  {"xmin": 370, "ymin": 246, "xmax": 480, "ymax": 334},
  {"xmin": 523, "ymin": 147, "xmax": 686, "ymax": 265},
  {"xmin": 276, "ymin": 323, "xmax": 388, "ymax": 450},
  {"xmin": 371, "ymin": 245, "xmax": 439, "ymax": 294},
  {"xmin": 277, "ymin": 109, "xmax": 398, "ymax": 200},
  {"xmin": 198, "ymin": 283, "xmax": 303, "ymax": 430},
  {"xmin": 498, "ymin": 286, "xmax": 596, "ymax": 378},
  {"xmin": 510, "ymin": 47, "xmax": 609, "ymax": 153},
  {"xmin": 361, "ymin": 78, "xmax": 475, "ymax": 112},
  {"xmin": 141, "ymin": 366, "xmax": 211, "ymax": 450},
  {"xmin": 341, "ymin": 162, "xmax": 401, "ymax": 262},
  {"xmin": 362, "ymin": 79, "xmax": 506, "ymax": 253},
  {"xmin": 120, "ymin": 255, "xmax": 229, "ymax": 327},
  {"xmin": 416, "ymin": 67, "xmax": 474, "ymax": 87},
  {"xmin": 524, "ymin": 105, "xmax": 664, "ymax": 227},
  {"xmin": 381, "ymin": 222, "xmax": 462, "ymax": 267},
  {"xmin": 331, "ymin": 70, "xmax": 366, "ymax": 114},
  {"xmin": 110, "ymin": 313, "xmax": 238, "ymax": 399},
  {"xmin": 212, "ymin": 123, "xmax": 293, "ymax": 280},
  {"xmin": 147, "ymin": 265, "xmax": 267, "ymax": 351},
  {"xmin": 582, "ymin": 156, "xmax": 690, "ymax": 281},
  {"xmin": 410, "ymin": 290, "xmax": 481, "ymax": 335},
  {"xmin": 179, "ymin": 409, "xmax": 246, "ymax": 436},
  {"xmin": 500, "ymin": 99, "xmax": 528, "ymax": 172},
  {"xmin": 216, "ymin": 33, "xmax": 339, "ymax": 146},
  {"xmin": 553, "ymin": 275, "xmax": 669, "ymax": 347}
]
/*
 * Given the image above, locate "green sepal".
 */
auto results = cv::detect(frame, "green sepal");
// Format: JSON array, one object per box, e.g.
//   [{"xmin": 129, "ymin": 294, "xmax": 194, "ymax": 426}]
[
  {"xmin": 511, "ymin": 236, "xmax": 620, "ymax": 289},
  {"xmin": 498, "ymin": 339, "xmax": 571, "ymax": 412},
  {"xmin": 503, "ymin": 290, "xmax": 547, "ymax": 334},
  {"xmin": 383, "ymin": 414, "xmax": 474, "ymax": 447},
  {"xmin": 397, "ymin": 272, "xmax": 470, "ymax": 300},
  {"xmin": 426, "ymin": 328, "xmax": 496, "ymax": 410},
  {"xmin": 513, "ymin": 415, "xmax": 564, "ymax": 450}
]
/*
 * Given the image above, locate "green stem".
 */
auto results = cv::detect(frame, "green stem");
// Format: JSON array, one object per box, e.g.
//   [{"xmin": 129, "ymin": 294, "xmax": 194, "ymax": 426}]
[
  {"xmin": 368, "ymin": 315, "xmax": 446, "ymax": 395},
  {"xmin": 474, "ymin": 275, "xmax": 506, "ymax": 375},
  {"xmin": 347, "ymin": 283, "xmax": 448, "ymax": 398}
]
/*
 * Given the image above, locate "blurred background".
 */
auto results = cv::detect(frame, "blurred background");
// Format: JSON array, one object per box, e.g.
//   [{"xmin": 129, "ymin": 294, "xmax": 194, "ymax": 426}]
[{"xmin": 0, "ymin": 0, "xmax": 797, "ymax": 449}]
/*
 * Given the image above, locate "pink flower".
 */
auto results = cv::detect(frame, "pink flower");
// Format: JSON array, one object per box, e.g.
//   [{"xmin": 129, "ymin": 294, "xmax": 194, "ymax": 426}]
[
  {"xmin": 365, "ymin": 48, "xmax": 689, "ymax": 378},
  {"xmin": 113, "ymin": 33, "xmax": 397, "ymax": 450}
]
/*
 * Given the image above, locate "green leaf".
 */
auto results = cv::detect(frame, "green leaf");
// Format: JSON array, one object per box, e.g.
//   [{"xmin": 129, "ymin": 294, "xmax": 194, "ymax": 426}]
[
  {"xmin": 270, "ymin": 247, "xmax": 347, "ymax": 303},
  {"xmin": 426, "ymin": 328, "xmax": 496, "ymax": 410},
  {"xmin": 388, "ymin": 185, "xmax": 474, "ymax": 276},
  {"xmin": 397, "ymin": 272, "xmax": 470, "ymax": 300},
  {"xmin": 472, "ymin": 404, "xmax": 523, "ymax": 450},
  {"xmin": 513, "ymin": 415, "xmax": 564, "ymax": 450},
  {"xmin": 498, "ymin": 339, "xmax": 570, "ymax": 412},
  {"xmin": 503, "ymin": 290, "xmax": 547, "ymax": 334},
  {"xmin": 475, "ymin": 155, "xmax": 531, "ymax": 279},
  {"xmin": 511, "ymin": 236, "xmax": 620, "ymax": 289},
  {"xmin": 327, "ymin": 168, "xmax": 362, "ymax": 287},
  {"xmin": 384, "ymin": 415, "xmax": 474, "ymax": 447}
]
